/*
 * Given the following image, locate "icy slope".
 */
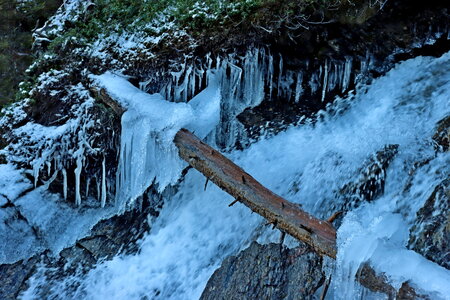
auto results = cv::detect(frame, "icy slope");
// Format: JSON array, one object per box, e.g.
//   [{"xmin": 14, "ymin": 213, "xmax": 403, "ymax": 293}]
[{"xmin": 25, "ymin": 52, "xmax": 450, "ymax": 299}]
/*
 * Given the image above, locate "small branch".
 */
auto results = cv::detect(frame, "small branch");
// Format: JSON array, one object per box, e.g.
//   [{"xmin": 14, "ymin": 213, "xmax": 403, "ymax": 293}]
[
  {"xmin": 228, "ymin": 198, "xmax": 240, "ymax": 207},
  {"xmin": 320, "ymin": 276, "xmax": 332, "ymax": 300},
  {"xmin": 327, "ymin": 211, "xmax": 342, "ymax": 223},
  {"xmin": 251, "ymin": 22, "xmax": 273, "ymax": 33},
  {"xmin": 204, "ymin": 178, "xmax": 209, "ymax": 191}
]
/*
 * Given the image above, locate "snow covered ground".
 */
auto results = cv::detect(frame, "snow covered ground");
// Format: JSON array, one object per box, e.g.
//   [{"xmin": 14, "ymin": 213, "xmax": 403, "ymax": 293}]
[{"xmin": 14, "ymin": 51, "xmax": 450, "ymax": 299}]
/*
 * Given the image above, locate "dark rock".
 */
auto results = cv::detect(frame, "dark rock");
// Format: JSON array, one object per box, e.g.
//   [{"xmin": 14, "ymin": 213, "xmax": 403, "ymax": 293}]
[
  {"xmin": 0, "ymin": 202, "xmax": 153, "ymax": 299},
  {"xmin": 201, "ymin": 242, "xmax": 324, "ymax": 300},
  {"xmin": 408, "ymin": 178, "xmax": 450, "ymax": 269},
  {"xmin": 356, "ymin": 262, "xmax": 397, "ymax": 298},
  {"xmin": 59, "ymin": 245, "xmax": 97, "ymax": 273},
  {"xmin": 0, "ymin": 256, "xmax": 39, "ymax": 300},
  {"xmin": 81, "ymin": 205, "xmax": 151, "ymax": 257},
  {"xmin": 54, "ymin": 203, "xmax": 151, "ymax": 274},
  {"xmin": 432, "ymin": 115, "xmax": 450, "ymax": 152},
  {"xmin": 357, "ymin": 263, "xmax": 431, "ymax": 299},
  {"xmin": 339, "ymin": 144, "xmax": 399, "ymax": 210},
  {"xmin": 397, "ymin": 282, "xmax": 431, "ymax": 300}
]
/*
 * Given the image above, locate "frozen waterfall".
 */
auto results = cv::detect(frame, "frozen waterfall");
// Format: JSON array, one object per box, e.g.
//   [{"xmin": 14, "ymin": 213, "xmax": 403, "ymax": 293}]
[{"xmin": 24, "ymin": 52, "xmax": 450, "ymax": 299}]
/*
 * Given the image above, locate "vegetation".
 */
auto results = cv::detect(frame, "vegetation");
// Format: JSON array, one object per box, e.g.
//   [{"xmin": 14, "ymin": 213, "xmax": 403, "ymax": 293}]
[
  {"xmin": 0, "ymin": 0, "xmax": 61, "ymax": 107},
  {"xmin": 45, "ymin": 0, "xmax": 340, "ymax": 53},
  {"xmin": 1, "ymin": 0, "xmax": 383, "ymax": 109}
]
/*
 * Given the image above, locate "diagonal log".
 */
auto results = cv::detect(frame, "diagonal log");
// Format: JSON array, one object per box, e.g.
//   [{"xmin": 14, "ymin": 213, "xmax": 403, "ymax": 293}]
[
  {"xmin": 174, "ymin": 128, "xmax": 429, "ymax": 298},
  {"xmin": 92, "ymin": 87, "xmax": 426, "ymax": 297},
  {"xmin": 174, "ymin": 128, "xmax": 337, "ymax": 258}
]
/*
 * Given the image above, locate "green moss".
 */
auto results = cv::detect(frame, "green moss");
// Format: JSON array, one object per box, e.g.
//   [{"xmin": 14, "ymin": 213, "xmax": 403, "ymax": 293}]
[{"xmin": 45, "ymin": 0, "xmax": 335, "ymax": 51}]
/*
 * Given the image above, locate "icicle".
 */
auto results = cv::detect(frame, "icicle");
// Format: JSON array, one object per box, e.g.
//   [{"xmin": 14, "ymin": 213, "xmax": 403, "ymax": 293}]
[
  {"xmin": 189, "ymin": 67, "xmax": 196, "ymax": 100},
  {"xmin": 268, "ymin": 53, "xmax": 274, "ymax": 100},
  {"xmin": 42, "ymin": 169, "xmax": 59, "ymax": 190},
  {"xmin": 328, "ymin": 63, "xmax": 338, "ymax": 92},
  {"xmin": 96, "ymin": 177, "xmax": 101, "ymax": 201},
  {"xmin": 342, "ymin": 57, "xmax": 353, "ymax": 92},
  {"xmin": 74, "ymin": 154, "xmax": 83, "ymax": 206},
  {"xmin": 101, "ymin": 157, "xmax": 107, "ymax": 208},
  {"xmin": 321, "ymin": 61, "xmax": 329, "ymax": 102},
  {"xmin": 295, "ymin": 72, "xmax": 303, "ymax": 103},
  {"xmin": 62, "ymin": 168, "xmax": 67, "ymax": 200},
  {"xmin": 196, "ymin": 67, "xmax": 205, "ymax": 91},
  {"xmin": 46, "ymin": 161, "xmax": 51, "ymax": 176},
  {"xmin": 277, "ymin": 54, "xmax": 283, "ymax": 98},
  {"xmin": 139, "ymin": 78, "xmax": 152, "ymax": 92},
  {"xmin": 182, "ymin": 66, "xmax": 193, "ymax": 102},
  {"xmin": 228, "ymin": 62, "xmax": 242, "ymax": 96},
  {"xmin": 206, "ymin": 53, "xmax": 212, "ymax": 70},
  {"xmin": 85, "ymin": 176, "xmax": 91, "ymax": 199},
  {"xmin": 284, "ymin": 71, "xmax": 295, "ymax": 101},
  {"xmin": 33, "ymin": 163, "xmax": 40, "ymax": 187},
  {"xmin": 173, "ymin": 65, "xmax": 192, "ymax": 102}
]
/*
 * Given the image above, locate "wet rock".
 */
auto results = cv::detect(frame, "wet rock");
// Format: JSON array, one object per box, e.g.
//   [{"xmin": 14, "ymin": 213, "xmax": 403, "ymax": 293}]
[
  {"xmin": 82, "ymin": 205, "xmax": 151, "ymax": 257},
  {"xmin": 0, "ymin": 202, "xmax": 153, "ymax": 299},
  {"xmin": 59, "ymin": 245, "xmax": 97, "ymax": 273},
  {"xmin": 0, "ymin": 256, "xmax": 39, "ymax": 300},
  {"xmin": 408, "ymin": 178, "xmax": 450, "ymax": 269},
  {"xmin": 201, "ymin": 242, "xmax": 324, "ymax": 300},
  {"xmin": 396, "ymin": 282, "xmax": 432, "ymax": 300},
  {"xmin": 53, "ymin": 203, "xmax": 151, "ymax": 275},
  {"xmin": 340, "ymin": 144, "xmax": 399, "ymax": 210},
  {"xmin": 357, "ymin": 263, "xmax": 432, "ymax": 299},
  {"xmin": 356, "ymin": 262, "xmax": 397, "ymax": 298},
  {"xmin": 432, "ymin": 115, "xmax": 450, "ymax": 152}
]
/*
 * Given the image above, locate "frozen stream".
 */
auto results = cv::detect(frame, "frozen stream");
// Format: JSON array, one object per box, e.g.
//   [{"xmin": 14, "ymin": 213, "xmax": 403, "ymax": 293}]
[{"xmin": 23, "ymin": 52, "xmax": 450, "ymax": 299}]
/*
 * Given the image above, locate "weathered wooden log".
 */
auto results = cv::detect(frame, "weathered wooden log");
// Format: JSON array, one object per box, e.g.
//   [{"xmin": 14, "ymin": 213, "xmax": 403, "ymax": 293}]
[
  {"xmin": 91, "ymin": 87, "xmax": 424, "ymax": 297},
  {"xmin": 174, "ymin": 128, "xmax": 337, "ymax": 258},
  {"xmin": 174, "ymin": 128, "xmax": 428, "ymax": 298}
]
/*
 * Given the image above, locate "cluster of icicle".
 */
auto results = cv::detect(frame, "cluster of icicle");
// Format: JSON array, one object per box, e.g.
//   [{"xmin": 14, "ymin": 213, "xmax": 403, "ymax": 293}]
[
  {"xmin": 113, "ymin": 48, "xmax": 369, "ymax": 208},
  {"xmin": 0, "ymin": 48, "xmax": 371, "ymax": 210},
  {"xmin": 141, "ymin": 48, "xmax": 359, "ymax": 150},
  {"xmin": 1, "ymin": 83, "xmax": 110, "ymax": 208}
]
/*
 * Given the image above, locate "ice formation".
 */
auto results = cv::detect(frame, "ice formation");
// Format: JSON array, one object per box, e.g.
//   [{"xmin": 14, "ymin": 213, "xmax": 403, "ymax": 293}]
[
  {"xmin": 23, "ymin": 51, "xmax": 450, "ymax": 299},
  {"xmin": 4, "ymin": 82, "xmax": 98, "ymax": 207},
  {"xmin": 150, "ymin": 48, "xmax": 366, "ymax": 149},
  {"xmin": 91, "ymin": 71, "xmax": 221, "ymax": 207},
  {"xmin": 0, "ymin": 164, "xmax": 116, "ymax": 263}
]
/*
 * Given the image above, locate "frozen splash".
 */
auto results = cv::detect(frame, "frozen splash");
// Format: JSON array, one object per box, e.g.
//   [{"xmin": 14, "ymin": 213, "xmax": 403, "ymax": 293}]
[
  {"xmin": 335, "ymin": 208, "xmax": 450, "ymax": 299},
  {"xmin": 25, "ymin": 52, "xmax": 450, "ymax": 299}
]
